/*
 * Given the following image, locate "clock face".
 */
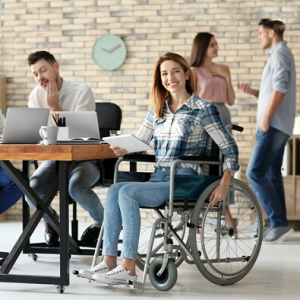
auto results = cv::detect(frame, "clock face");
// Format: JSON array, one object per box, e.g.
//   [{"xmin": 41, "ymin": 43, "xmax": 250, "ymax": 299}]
[{"xmin": 92, "ymin": 34, "xmax": 127, "ymax": 71}]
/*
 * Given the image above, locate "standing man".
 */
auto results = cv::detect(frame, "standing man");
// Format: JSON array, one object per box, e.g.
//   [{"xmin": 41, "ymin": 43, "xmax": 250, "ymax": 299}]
[
  {"xmin": 27, "ymin": 51, "xmax": 102, "ymax": 246},
  {"xmin": 237, "ymin": 19, "xmax": 295, "ymax": 243}
]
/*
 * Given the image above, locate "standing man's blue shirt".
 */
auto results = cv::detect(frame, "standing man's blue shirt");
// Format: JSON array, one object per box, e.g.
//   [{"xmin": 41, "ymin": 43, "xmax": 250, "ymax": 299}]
[{"xmin": 257, "ymin": 41, "xmax": 296, "ymax": 136}]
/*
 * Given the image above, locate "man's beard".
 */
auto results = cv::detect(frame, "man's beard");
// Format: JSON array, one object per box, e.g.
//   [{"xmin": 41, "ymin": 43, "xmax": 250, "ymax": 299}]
[
  {"xmin": 262, "ymin": 39, "xmax": 272, "ymax": 49},
  {"xmin": 40, "ymin": 71, "xmax": 59, "ymax": 89}
]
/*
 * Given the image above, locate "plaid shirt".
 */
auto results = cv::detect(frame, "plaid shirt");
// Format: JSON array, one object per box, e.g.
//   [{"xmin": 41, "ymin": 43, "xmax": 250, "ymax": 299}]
[{"xmin": 135, "ymin": 93, "xmax": 240, "ymax": 175}]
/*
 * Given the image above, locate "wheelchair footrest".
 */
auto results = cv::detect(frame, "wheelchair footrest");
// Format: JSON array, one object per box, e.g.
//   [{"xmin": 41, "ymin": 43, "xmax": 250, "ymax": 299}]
[
  {"xmin": 73, "ymin": 270, "xmax": 144, "ymax": 292},
  {"xmin": 102, "ymin": 280, "xmax": 144, "ymax": 292}
]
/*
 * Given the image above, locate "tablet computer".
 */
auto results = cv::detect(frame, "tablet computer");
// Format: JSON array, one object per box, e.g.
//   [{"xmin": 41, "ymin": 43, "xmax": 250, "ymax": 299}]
[{"xmin": 103, "ymin": 134, "xmax": 152, "ymax": 153}]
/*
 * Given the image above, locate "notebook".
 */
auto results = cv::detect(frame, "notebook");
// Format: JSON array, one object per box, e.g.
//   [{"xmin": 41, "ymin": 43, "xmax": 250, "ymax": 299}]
[
  {"xmin": 56, "ymin": 139, "xmax": 103, "ymax": 145},
  {"xmin": 1, "ymin": 108, "xmax": 50, "ymax": 144}
]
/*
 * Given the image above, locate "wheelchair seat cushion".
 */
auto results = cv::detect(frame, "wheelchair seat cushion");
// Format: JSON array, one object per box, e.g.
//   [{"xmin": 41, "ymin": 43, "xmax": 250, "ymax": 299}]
[{"xmin": 173, "ymin": 175, "xmax": 222, "ymax": 201}]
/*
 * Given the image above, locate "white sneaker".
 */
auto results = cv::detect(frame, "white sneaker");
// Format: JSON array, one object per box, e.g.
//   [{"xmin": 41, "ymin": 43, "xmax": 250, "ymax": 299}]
[
  {"xmin": 78, "ymin": 261, "xmax": 109, "ymax": 280},
  {"xmin": 92, "ymin": 265, "xmax": 137, "ymax": 285}
]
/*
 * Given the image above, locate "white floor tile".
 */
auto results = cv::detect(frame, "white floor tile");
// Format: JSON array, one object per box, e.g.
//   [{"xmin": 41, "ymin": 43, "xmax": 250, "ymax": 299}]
[{"xmin": 0, "ymin": 221, "xmax": 299, "ymax": 300}]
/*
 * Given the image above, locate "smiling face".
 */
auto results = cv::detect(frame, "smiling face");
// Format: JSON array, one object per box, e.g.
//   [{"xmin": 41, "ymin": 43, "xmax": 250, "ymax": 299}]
[
  {"xmin": 31, "ymin": 59, "xmax": 59, "ymax": 90},
  {"xmin": 205, "ymin": 36, "xmax": 218, "ymax": 60},
  {"xmin": 160, "ymin": 60, "xmax": 190, "ymax": 95}
]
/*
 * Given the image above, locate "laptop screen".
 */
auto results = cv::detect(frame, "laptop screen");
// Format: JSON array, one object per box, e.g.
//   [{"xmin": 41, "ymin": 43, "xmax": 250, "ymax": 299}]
[
  {"xmin": 54, "ymin": 111, "xmax": 100, "ymax": 139},
  {"xmin": 2, "ymin": 108, "xmax": 50, "ymax": 144}
]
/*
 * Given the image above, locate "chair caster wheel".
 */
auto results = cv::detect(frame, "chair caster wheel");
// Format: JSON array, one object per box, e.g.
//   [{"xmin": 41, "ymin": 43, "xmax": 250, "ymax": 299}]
[
  {"xmin": 56, "ymin": 285, "xmax": 65, "ymax": 293},
  {"xmin": 28, "ymin": 253, "xmax": 38, "ymax": 261},
  {"xmin": 149, "ymin": 257, "xmax": 177, "ymax": 291}
]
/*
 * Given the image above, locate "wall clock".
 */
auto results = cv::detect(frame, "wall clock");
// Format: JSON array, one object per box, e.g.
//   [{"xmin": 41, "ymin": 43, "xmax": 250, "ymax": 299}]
[{"xmin": 92, "ymin": 34, "xmax": 127, "ymax": 71}]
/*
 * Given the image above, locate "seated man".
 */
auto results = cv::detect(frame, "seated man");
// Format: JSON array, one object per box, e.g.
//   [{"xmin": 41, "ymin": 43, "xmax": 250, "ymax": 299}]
[
  {"xmin": 0, "ymin": 135, "xmax": 28, "ymax": 215},
  {"xmin": 0, "ymin": 166, "xmax": 28, "ymax": 215},
  {"xmin": 26, "ymin": 50, "xmax": 102, "ymax": 246}
]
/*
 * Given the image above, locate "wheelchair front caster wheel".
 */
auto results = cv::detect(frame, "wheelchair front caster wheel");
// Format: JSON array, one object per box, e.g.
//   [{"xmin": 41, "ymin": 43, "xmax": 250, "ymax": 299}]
[
  {"xmin": 28, "ymin": 253, "xmax": 38, "ymax": 261},
  {"xmin": 149, "ymin": 257, "xmax": 177, "ymax": 291},
  {"xmin": 56, "ymin": 286, "xmax": 65, "ymax": 294}
]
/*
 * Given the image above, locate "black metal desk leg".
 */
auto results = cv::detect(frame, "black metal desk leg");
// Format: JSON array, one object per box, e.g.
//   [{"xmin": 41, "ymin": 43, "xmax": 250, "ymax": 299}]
[
  {"xmin": 59, "ymin": 161, "xmax": 69, "ymax": 287},
  {"xmin": 22, "ymin": 161, "xmax": 31, "ymax": 245}
]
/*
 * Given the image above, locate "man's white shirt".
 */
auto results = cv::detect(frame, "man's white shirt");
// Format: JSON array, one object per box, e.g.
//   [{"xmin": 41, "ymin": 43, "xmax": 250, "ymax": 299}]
[{"xmin": 28, "ymin": 79, "xmax": 95, "ymax": 111}]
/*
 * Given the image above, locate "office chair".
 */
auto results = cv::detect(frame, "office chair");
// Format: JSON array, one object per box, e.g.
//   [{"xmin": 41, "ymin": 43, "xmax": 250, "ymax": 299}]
[{"xmin": 95, "ymin": 102, "xmax": 122, "ymax": 186}]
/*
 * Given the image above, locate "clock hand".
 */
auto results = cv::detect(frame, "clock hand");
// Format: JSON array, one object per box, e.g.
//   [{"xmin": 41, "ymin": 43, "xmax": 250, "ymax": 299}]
[
  {"xmin": 108, "ymin": 44, "xmax": 121, "ymax": 53},
  {"xmin": 101, "ymin": 48, "xmax": 110, "ymax": 53}
]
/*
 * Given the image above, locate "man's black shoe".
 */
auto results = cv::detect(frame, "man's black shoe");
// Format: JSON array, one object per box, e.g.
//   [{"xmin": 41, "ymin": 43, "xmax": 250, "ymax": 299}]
[
  {"xmin": 80, "ymin": 224, "xmax": 101, "ymax": 246},
  {"xmin": 44, "ymin": 210, "xmax": 59, "ymax": 246}
]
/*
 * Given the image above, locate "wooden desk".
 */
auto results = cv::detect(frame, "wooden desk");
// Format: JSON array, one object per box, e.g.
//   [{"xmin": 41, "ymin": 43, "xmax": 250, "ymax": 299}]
[
  {"xmin": 0, "ymin": 143, "xmax": 115, "ymax": 161},
  {"xmin": 0, "ymin": 144, "xmax": 117, "ymax": 291}
]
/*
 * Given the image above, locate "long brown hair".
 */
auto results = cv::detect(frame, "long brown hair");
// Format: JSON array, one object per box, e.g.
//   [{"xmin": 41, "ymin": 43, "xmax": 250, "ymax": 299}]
[
  {"xmin": 150, "ymin": 52, "xmax": 195, "ymax": 118},
  {"xmin": 190, "ymin": 32, "xmax": 214, "ymax": 67}
]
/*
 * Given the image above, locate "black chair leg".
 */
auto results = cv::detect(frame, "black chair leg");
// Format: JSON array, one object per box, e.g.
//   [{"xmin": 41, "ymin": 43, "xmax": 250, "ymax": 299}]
[{"xmin": 71, "ymin": 201, "xmax": 78, "ymax": 241}]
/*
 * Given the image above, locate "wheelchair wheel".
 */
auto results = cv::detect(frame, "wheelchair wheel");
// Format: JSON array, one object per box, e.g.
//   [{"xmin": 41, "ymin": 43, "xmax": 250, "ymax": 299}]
[
  {"xmin": 149, "ymin": 257, "xmax": 177, "ymax": 291},
  {"xmin": 189, "ymin": 178, "xmax": 263, "ymax": 285},
  {"xmin": 136, "ymin": 208, "xmax": 190, "ymax": 272}
]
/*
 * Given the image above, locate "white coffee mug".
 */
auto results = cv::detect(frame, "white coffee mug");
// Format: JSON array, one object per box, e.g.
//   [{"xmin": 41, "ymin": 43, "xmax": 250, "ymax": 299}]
[{"xmin": 39, "ymin": 126, "xmax": 59, "ymax": 145}]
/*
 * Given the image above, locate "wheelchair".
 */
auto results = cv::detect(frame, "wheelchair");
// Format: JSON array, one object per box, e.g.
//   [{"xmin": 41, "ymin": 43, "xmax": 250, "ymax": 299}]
[{"xmin": 75, "ymin": 124, "xmax": 263, "ymax": 292}]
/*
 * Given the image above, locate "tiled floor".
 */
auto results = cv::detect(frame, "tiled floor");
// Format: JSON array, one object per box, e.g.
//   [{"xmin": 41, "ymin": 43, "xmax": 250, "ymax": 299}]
[{"xmin": 0, "ymin": 221, "xmax": 299, "ymax": 300}]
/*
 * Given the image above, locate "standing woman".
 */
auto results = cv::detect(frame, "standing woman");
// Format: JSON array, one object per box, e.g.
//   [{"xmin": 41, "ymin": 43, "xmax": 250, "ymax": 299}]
[
  {"xmin": 190, "ymin": 32, "xmax": 235, "ymax": 107},
  {"xmin": 190, "ymin": 32, "xmax": 237, "ymax": 237},
  {"xmin": 79, "ymin": 52, "xmax": 239, "ymax": 284}
]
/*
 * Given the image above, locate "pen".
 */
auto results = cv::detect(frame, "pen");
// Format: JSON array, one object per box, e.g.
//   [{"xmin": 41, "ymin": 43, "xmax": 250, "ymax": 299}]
[
  {"xmin": 51, "ymin": 114, "xmax": 59, "ymax": 126},
  {"xmin": 62, "ymin": 117, "xmax": 66, "ymax": 127}
]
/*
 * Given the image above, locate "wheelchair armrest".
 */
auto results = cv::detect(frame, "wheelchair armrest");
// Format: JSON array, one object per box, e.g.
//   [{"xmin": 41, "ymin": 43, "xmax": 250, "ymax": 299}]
[
  {"xmin": 177, "ymin": 155, "xmax": 220, "ymax": 162},
  {"xmin": 226, "ymin": 124, "xmax": 244, "ymax": 132},
  {"xmin": 123, "ymin": 154, "xmax": 155, "ymax": 163}
]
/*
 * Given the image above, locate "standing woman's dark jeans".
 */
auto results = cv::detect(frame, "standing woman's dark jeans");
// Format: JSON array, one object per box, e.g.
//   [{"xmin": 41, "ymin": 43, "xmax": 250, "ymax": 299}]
[{"xmin": 0, "ymin": 166, "xmax": 28, "ymax": 215}]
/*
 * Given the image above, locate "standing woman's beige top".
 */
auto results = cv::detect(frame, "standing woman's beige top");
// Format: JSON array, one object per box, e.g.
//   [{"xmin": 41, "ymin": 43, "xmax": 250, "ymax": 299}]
[{"xmin": 192, "ymin": 64, "xmax": 228, "ymax": 103}]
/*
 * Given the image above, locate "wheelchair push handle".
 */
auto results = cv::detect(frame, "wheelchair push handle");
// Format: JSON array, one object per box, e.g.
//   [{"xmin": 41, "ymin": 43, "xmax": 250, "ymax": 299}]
[{"xmin": 226, "ymin": 124, "xmax": 244, "ymax": 132}]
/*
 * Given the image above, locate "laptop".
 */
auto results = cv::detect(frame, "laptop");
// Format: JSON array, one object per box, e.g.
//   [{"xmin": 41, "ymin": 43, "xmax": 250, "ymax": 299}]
[
  {"xmin": 55, "ymin": 111, "xmax": 101, "ymax": 144},
  {"xmin": 1, "ymin": 108, "xmax": 50, "ymax": 144}
]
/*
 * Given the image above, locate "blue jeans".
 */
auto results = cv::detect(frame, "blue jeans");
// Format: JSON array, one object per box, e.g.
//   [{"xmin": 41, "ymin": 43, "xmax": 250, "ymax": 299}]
[
  {"xmin": 246, "ymin": 126, "xmax": 289, "ymax": 228},
  {"xmin": 103, "ymin": 167, "xmax": 197, "ymax": 260},
  {"xmin": 25, "ymin": 160, "xmax": 103, "ymax": 227},
  {"xmin": 0, "ymin": 166, "xmax": 28, "ymax": 215}
]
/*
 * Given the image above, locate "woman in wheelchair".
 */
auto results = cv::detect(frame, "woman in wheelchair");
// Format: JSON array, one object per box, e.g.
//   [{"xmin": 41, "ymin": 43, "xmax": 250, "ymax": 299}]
[{"xmin": 80, "ymin": 52, "xmax": 239, "ymax": 285}]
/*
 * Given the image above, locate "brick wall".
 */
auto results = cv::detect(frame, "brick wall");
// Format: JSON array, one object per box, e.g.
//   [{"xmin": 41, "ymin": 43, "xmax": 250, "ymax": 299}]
[{"xmin": 1, "ymin": 0, "xmax": 300, "ymax": 221}]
